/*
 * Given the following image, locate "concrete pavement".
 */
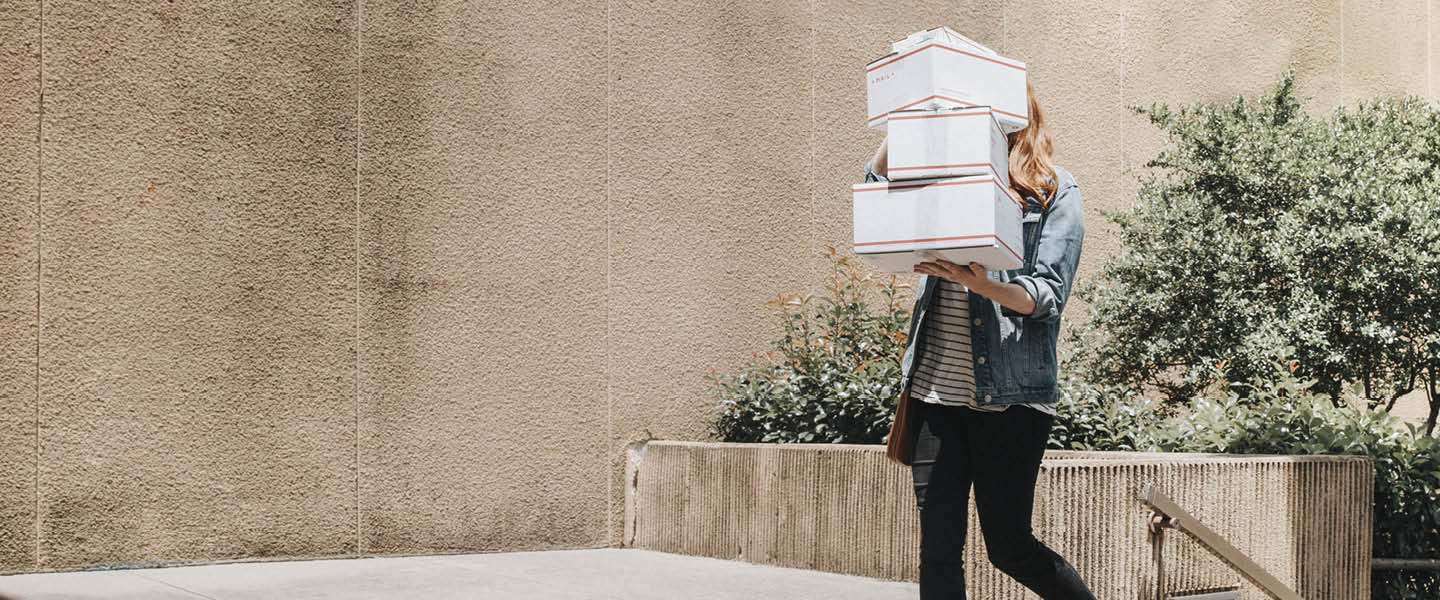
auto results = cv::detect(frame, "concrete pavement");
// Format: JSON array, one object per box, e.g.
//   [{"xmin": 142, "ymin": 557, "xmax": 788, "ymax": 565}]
[{"xmin": 0, "ymin": 548, "xmax": 918, "ymax": 599}]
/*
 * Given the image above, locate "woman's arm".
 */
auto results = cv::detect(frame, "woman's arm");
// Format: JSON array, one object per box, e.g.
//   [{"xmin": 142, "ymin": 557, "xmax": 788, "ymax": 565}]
[
  {"xmin": 999, "ymin": 181, "xmax": 1085, "ymax": 323},
  {"xmin": 914, "ymin": 180, "xmax": 1084, "ymax": 322},
  {"xmin": 867, "ymin": 134, "xmax": 888, "ymax": 179},
  {"xmin": 972, "ymin": 277, "xmax": 1037, "ymax": 315},
  {"xmin": 914, "ymin": 261, "xmax": 1037, "ymax": 315}
]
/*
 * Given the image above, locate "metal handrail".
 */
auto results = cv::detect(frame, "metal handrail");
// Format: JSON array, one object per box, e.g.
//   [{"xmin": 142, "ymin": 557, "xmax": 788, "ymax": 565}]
[
  {"xmin": 1372, "ymin": 558, "xmax": 1440, "ymax": 570},
  {"xmin": 1139, "ymin": 483, "xmax": 1303, "ymax": 600}
]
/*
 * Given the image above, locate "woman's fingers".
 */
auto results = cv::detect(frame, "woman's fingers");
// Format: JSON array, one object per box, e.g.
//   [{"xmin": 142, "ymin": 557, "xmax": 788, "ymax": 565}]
[
  {"xmin": 915, "ymin": 260, "xmax": 963, "ymax": 283},
  {"xmin": 916, "ymin": 259, "xmax": 990, "ymax": 287},
  {"xmin": 933, "ymin": 259, "xmax": 966, "ymax": 280}
]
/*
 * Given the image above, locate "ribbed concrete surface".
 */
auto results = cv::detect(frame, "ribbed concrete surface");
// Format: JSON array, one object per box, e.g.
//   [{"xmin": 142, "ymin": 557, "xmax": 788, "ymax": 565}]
[{"xmin": 626, "ymin": 441, "xmax": 1373, "ymax": 599}]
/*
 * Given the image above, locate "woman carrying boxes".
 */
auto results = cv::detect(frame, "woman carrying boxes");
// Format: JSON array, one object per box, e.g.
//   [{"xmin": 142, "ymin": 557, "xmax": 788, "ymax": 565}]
[{"xmin": 858, "ymin": 28, "xmax": 1096, "ymax": 600}]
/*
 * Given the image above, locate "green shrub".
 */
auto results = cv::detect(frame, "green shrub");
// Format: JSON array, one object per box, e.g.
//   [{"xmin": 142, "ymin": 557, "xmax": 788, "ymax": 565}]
[
  {"xmin": 705, "ymin": 246, "xmax": 915, "ymax": 443},
  {"xmin": 1067, "ymin": 69, "xmax": 1440, "ymax": 422},
  {"xmin": 1049, "ymin": 366, "xmax": 1163, "ymax": 452}
]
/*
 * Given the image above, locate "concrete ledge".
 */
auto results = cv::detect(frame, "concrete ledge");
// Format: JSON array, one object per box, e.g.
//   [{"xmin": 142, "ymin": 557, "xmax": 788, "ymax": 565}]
[{"xmin": 624, "ymin": 441, "xmax": 1373, "ymax": 599}]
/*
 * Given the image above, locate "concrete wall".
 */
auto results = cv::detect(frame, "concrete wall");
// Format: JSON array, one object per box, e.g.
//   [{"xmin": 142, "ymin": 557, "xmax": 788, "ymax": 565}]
[
  {"xmin": 626, "ymin": 442, "xmax": 1374, "ymax": 599},
  {"xmin": 0, "ymin": 0, "xmax": 1431, "ymax": 573}
]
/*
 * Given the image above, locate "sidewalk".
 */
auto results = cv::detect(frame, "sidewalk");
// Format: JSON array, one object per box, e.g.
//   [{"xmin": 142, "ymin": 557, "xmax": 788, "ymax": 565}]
[{"xmin": 0, "ymin": 548, "xmax": 917, "ymax": 599}]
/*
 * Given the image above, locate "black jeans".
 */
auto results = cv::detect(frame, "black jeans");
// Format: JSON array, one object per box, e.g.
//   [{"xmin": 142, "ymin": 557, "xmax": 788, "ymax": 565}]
[{"xmin": 910, "ymin": 399, "xmax": 1097, "ymax": 600}]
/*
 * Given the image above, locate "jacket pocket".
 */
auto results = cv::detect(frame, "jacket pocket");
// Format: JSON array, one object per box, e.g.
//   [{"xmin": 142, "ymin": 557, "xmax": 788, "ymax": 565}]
[{"xmin": 1020, "ymin": 319, "xmax": 1057, "ymax": 386}]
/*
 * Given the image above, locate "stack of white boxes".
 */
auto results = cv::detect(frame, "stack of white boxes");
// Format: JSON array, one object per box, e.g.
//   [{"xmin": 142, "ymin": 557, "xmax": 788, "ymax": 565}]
[{"xmin": 852, "ymin": 27, "xmax": 1030, "ymax": 273}]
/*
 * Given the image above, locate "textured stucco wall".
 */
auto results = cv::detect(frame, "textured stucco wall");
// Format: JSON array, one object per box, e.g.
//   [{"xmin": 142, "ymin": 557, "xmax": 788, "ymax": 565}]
[
  {"xmin": 1, "ymin": 0, "xmax": 40, "ymax": 574},
  {"xmin": 0, "ymin": 0, "xmax": 1433, "ymax": 573},
  {"xmin": 27, "ymin": 0, "xmax": 360, "ymax": 570},
  {"xmin": 356, "ymin": 0, "xmax": 611, "ymax": 554}
]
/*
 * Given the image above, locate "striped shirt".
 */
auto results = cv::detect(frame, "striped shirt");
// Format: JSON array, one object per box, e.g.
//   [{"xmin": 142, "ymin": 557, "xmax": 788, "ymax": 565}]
[{"xmin": 910, "ymin": 278, "xmax": 1057, "ymax": 416}]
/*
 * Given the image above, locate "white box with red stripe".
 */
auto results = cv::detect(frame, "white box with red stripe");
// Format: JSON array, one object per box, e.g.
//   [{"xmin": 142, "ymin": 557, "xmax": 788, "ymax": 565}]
[
  {"xmin": 865, "ymin": 37, "xmax": 1028, "ymax": 133},
  {"xmin": 851, "ymin": 174, "xmax": 1023, "ymax": 273},
  {"xmin": 890, "ymin": 25, "xmax": 998, "ymax": 56},
  {"xmin": 886, "ymin": 106, "xmax": 1010, "ymax": 185}
]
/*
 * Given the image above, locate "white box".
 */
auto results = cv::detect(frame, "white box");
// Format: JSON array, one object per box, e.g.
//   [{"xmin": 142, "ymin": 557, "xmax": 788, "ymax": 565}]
[
  {"xmin": 852, "ymin": 174, "xmax": 1023, "ymax": 273},
  {"xmin": 866, "ymin": 34, "xmax": 1028, "ymax": 133},
  {"xmin": 892, "ymin": 26, "xmax": 997, "ymax": 56},
  {"xmin": 886, "ymin": 106, "xmax": 1010, "ymax": 185}
]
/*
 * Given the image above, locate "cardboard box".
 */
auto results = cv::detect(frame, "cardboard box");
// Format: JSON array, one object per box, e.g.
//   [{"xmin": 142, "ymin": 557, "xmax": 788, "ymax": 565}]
[
  {"xmin": 866, "ymin": 33, "xmax": 1028, "ymax": 133},
  {"xmin": 852, "ymin": 174, "xmax": 1023, "ymax": 273},
  {"xmin": 886, "ymin": 106, "xmax": 1010, "ymax": 185},
  {"xmin": 891, "ymin": 26, "xmax": 997, "ymax": 56}
]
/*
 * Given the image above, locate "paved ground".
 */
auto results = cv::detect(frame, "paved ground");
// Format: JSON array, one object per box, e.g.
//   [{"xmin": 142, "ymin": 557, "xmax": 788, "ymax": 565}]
[{"xmin": 0, "ymin": 548, "xmax": 918, "ymax": 599}]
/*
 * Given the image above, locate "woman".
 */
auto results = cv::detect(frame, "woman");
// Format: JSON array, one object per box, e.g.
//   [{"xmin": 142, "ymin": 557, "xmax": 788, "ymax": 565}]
[{"xmin": 864, "ymin": 75, "xmax": 1095, "ymax": 600}]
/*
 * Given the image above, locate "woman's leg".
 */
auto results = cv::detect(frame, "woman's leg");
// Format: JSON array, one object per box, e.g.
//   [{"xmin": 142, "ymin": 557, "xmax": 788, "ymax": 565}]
[
  {"xmin": 965, "ymin": 406, "xmax": 1097, "ymax": 600},
  {"xmin": 910, "ymin": 400, "xmax": 974, "ymax": 599}
]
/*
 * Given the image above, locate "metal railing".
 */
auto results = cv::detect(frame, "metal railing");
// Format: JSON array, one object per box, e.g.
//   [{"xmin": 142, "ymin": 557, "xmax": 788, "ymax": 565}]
[
  {"xmin": 1372, "ymin": 558, "xmax": 1440, "ymax": 571},
  {"xmin": 1139, "ymin": 483, "xmax": 1303, "ymax": 600}
]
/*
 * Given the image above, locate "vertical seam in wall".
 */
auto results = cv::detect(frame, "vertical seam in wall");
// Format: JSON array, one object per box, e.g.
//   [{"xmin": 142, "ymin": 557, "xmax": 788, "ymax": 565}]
[
  {"xmin": 353, "ymin": 0, "xmax": 363, "ymax": 556},
  {"xmin": 34, "ymin": 0, "xmax": 44, "ymax": 569},
  {"xmin": 809, "ymin": 0, "xmax": 814, "ymax": 284},
  {"xmin": 605, "ymin": 0, "xmax": 614, "ymax": 546}
]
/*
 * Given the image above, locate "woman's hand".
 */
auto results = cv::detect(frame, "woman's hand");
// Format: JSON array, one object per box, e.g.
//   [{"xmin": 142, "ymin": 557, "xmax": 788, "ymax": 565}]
[
  {"xmin": 914, "ymin": 259, "xmax": 985, "ymax": 288},
  {"xmin": 914, "ymin": 259, "xmax": 1038, "ymax": 315}
]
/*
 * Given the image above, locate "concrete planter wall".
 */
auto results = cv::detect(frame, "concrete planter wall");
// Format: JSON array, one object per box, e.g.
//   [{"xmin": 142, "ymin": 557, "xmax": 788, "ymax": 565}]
[{"xmin": 624, "ymin": 441, "xmax": 1373, "ymax": 599}]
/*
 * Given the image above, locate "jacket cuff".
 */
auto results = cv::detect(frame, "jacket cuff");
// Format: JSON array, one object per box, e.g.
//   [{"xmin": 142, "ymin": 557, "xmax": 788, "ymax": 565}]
[
  {"xmin": 865, "ymin": 160, "xmax": 889, "ymax": 183},
  {"xmin": 1000, "ymin": 275, "xmax": 1046, "ymax": 320}
]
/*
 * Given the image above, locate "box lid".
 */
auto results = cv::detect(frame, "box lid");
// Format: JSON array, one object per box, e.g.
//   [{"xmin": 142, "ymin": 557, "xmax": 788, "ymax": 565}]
[
  {"xmin": 852, "ymin": 181, "xmax": 889, "ymax": 192},
  {"xmin": 858, "ymin": 174, "xmax": 1021, "ymax": 209},
  {"xmin": 892, "ymin": 26, "xmax": 997, "ymax": 56},
  {"xmin": 887, "ymin": 105, "xmax": 1005, "ymax": 132},
  {"xmin": 866, "ymin": 39, "xmax": 1026, "ymax": 71}
]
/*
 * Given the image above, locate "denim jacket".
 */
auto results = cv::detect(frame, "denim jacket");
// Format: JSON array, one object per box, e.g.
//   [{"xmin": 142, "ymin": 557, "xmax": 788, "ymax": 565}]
[{"xmin": 864, "ymin": 162, "xmax": 1085, "ymax": 406}]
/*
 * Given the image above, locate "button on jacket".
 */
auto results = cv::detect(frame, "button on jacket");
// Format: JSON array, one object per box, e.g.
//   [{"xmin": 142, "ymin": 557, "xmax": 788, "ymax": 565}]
[{"xmin": 864, "ymin": 162, "xmax": 1085, "ymax": 407}]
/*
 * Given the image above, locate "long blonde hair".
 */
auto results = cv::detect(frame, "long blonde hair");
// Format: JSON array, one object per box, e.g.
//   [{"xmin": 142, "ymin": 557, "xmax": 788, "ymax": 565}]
[{"xmin": 1006, "ymin": 74, "xmax": 1057, "ymax": 212}]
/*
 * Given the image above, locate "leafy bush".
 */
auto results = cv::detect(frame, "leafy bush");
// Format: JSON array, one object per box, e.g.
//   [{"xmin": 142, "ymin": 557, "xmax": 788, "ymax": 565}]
[
  {"xmin": 1051, "ymin": 348, "xmax": 1440, "ymax": 598},
  {"xmin": 1049, "ymin": 361, "xmax": 1163, "ymax": 452},
  {"xmin": 1067, "ymin": 69, "xmax": 1440, "ymax": 423},
  {"xmin": 705, "ymin": 246, "xmax": 915, "ymax": 443}
]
